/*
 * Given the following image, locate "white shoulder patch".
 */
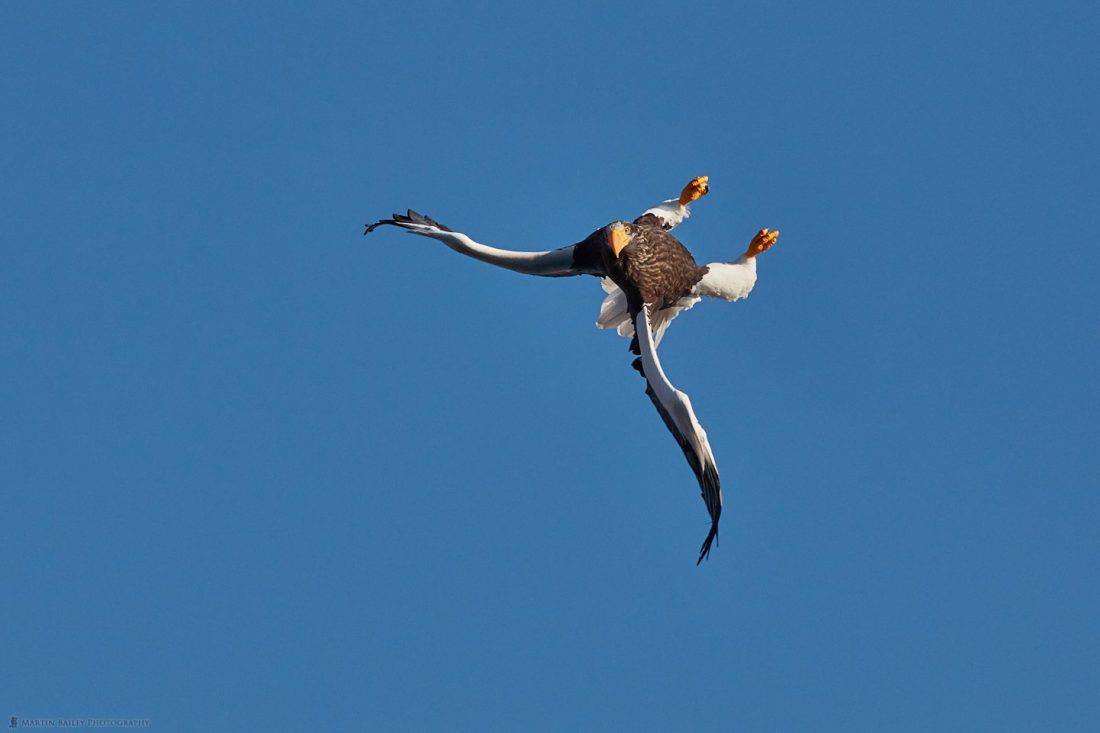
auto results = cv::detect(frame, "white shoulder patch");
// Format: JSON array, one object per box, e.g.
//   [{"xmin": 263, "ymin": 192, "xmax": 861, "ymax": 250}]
[
  {"xmin": 641, "ymin": 200, "xmax": 689, "ymax": 229},
  {"xmin": 694, "ymin": 258, "xmax": 758, "ymax": 302}
]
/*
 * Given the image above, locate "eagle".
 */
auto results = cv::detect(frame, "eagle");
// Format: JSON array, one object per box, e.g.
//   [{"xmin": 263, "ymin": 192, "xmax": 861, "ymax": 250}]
[{"xmin": 365, "ymin": 177, "xmax": 778, "ymax": 563}]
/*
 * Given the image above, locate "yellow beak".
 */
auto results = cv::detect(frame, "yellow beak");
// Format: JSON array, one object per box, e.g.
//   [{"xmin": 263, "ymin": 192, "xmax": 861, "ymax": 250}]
[{"xmin": 609, "ymin": 226, "xmax": 631, "ymax": 258}]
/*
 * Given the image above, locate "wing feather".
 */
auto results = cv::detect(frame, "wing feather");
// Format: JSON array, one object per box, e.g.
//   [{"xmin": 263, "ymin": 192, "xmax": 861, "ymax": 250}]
[
  {"xmin": 364, "ymin": 209, "xmax": 581, "ymax": 276},
  {"xmin": 633, "ymin": 305, "xmax": 723, "ymax": 564}
]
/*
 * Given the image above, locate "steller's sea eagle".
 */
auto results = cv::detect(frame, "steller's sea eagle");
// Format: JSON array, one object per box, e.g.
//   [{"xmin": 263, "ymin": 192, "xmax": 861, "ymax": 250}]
[{"xmin": 365, "ymin": 177, "xmax": 778, "ymax": 564}]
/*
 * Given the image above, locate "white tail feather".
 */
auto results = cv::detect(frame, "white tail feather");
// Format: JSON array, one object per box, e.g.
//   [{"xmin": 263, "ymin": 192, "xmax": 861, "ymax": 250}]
[
  {"xmin": 595, "ymin": 279, "xmax": 699, "ymax": 346},
  {"xmin": 596, "ymin": 278, "xmax": 632, "ymax": 333}
]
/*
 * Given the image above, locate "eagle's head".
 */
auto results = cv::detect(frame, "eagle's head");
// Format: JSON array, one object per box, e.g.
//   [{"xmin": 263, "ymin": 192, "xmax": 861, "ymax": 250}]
[{"xmin": 608, "ymin": 221, "xmax": 632, "ymax": 258}]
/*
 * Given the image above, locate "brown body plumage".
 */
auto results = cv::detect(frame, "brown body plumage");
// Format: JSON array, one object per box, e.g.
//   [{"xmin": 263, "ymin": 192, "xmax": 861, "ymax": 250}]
[
  {"xmin": 573, "ymin": 220, "xmax": 706, "ymax": 316},
  {"xmin": 616, "ymin": 221, "xmax": 706, "ymax": 310}
]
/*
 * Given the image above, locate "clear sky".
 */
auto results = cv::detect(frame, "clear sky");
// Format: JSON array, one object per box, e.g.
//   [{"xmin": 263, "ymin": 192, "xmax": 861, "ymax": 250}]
[{"xmin": 3, "ymin": 2, "xmax": 1097, "ymax": 730}]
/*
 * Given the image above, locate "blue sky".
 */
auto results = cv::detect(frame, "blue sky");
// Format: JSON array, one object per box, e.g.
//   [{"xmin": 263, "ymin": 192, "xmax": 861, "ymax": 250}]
[{"xmin": 2, "ymin": 2, "xmax": 1097, "ymax": 730}]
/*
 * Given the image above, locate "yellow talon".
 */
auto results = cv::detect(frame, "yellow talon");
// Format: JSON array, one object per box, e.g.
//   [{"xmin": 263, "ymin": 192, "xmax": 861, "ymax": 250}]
[
  {"xmin": 678, "ymin": 176, "xmax": 710, "ymax": 206},
  {"xmin": 746, "ymin": 228, "xmax": 779, "ymax": 258}
]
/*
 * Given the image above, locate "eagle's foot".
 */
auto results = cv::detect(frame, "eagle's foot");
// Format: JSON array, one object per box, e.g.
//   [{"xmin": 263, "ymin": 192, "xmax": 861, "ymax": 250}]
[
  {"xmin": 746, "ymin": 228, "xmax": 779, "ymax": 258},
  {"xmin": 677, "ymin": 176, "xmax": 710, "ymax": 206}
]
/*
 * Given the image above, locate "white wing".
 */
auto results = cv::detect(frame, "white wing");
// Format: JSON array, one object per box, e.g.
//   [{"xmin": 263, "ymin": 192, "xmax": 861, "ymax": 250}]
[
  {"xmin": 365, "ymin": 210, "xmax": 582, "ymax": 276},
  {"xmin": 634, "ymin": 304, "xmax": 723, "ymax": 564}
]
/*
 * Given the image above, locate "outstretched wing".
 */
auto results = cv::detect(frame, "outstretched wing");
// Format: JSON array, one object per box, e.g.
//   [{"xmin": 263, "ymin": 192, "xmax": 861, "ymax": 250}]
[
  {"xmin": 633, "ymin": 304, "xmax": 723, "ymax": 564},
  {"xmin": 365, "ymin": 209, "xmax": 584, "ymax": 277}
]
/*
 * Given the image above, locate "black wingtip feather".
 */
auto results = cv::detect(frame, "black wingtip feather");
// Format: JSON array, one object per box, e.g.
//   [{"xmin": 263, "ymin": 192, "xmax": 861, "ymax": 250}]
[
  {"xmin": 696, "ymin": 466, "xmax": 722, "ymax": 565},
  {"xmin": 696, "ymin": 521, "xmax": 719, "ymax": 565},
  {"xmin": 363, "ymin": 209, "xmax": 455, "ymax": 235}
]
